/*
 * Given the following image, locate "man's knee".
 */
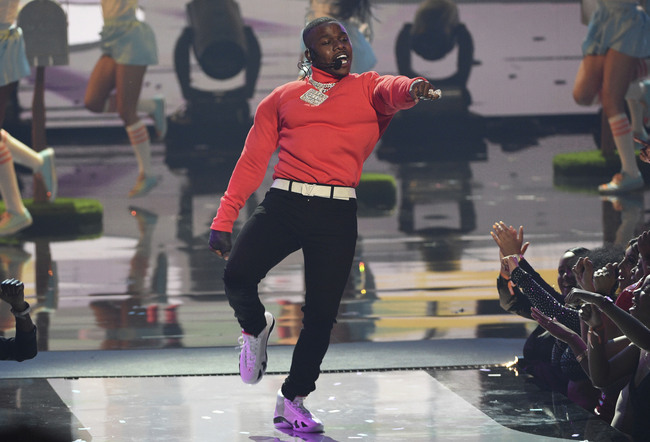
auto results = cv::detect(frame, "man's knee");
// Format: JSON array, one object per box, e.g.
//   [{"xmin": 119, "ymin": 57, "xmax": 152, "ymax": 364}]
[{"xmin": 223, "ymin": 265, "xmax": 258, "ymax": 290}]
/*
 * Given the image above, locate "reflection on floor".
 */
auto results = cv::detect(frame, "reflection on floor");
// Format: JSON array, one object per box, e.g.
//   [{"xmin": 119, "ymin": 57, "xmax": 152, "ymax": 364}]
[{"xmin": 0, "ymin": 367, "xmax": 627, "ymax": 441}]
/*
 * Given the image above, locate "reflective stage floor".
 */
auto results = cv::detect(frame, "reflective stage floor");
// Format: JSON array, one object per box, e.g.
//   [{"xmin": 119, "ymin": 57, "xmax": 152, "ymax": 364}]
[
  {"xmin": 0, "ymin": 367, "xmax": 629, "ymax": 441},
  {"xmin": 1, "ymin": 0, "xmax": 648, "ymax": 440}
]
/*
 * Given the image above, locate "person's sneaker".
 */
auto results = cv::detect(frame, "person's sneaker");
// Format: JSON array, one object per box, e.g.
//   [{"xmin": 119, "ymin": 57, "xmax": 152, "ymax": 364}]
[
  {"xmin": 128, "ymin": 175, "xmax": 160, "ymax": 198},
  {"xmin": 238, "ymin": 311, "xmax": 275, "ymax": 384},
  {"xmin": 150, "ymin": 96, "xmax": 167, "ymax": 141},
  {"xmin": 0, "ymin": 210, "xmax": 32, "ymax": 236},
  {"xmin": 273, "ymin": 389, "xmax": 324, "ymax": 433},
  {"xmin": 598, "ymin": 172, "xmax": 644, "ymax": 194},
  {"xmin": 37, "ymin": 147, "xmax": 57, "ymax": 201}
]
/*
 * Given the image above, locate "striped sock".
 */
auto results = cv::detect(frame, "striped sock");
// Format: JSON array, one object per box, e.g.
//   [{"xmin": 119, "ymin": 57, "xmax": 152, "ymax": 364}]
[
  {"xmin": 625, "ymin": 81, "xmax": 648, "ymax": 138},
  {"xmin": 126, "ymin": 120, "xmax": 152, "ymax": 176},
  {"xmin": 609, "ymin": 113, "xmax": 638, "ymax": 176}
]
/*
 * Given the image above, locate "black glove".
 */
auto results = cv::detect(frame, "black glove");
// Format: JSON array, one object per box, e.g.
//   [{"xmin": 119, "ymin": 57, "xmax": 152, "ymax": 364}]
[{"xmin": 209, "ymin": 229, "xmax": 232, "ymax": 259}]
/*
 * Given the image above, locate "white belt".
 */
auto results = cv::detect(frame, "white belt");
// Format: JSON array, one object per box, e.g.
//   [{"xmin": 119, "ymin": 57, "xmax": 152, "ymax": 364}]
[{"xmin": 271, "ymin": 178, "xmax": 356, "ymax": 200}]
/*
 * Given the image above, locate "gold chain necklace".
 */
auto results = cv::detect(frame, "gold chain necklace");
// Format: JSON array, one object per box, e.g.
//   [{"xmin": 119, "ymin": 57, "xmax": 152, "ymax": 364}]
[{"xmin": 300, "ymin": 77, "xmax": 337, "ymax": 106}]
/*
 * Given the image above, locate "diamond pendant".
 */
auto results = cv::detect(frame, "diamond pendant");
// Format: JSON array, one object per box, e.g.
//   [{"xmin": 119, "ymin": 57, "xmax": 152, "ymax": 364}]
[{"xmin": 300, "ymin": 88, "xmax": 328, "ymax": 106}]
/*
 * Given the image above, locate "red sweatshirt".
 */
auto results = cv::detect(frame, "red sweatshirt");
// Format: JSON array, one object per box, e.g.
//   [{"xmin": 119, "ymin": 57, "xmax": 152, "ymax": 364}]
[{"xmin": 211, "ymin": 67, "xmax": 420, "ymax": 232}]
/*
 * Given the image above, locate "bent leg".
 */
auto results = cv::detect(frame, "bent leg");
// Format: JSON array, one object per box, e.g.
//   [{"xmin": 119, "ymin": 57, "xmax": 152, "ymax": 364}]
[
  {"xmin": 600, "ymin": 49, "xmax": 642, "ymax": 185},
  {"xmin": 573, "ymin": 55, "xmax": 604, "ymax": 106},
  {"xmin": 115, "ymin": 64, "xmax": 147, "ymax": 126},
  {"xmin": 601, "ymin": 49, "xmax": 636, "ymax": 118},
  {"xmin": 84, "ymin": 55, "xmax": 117, "ymax": 113},
  {"xmin": 224, "ymin": 193, "xmax": 301, "ymax": 335}
]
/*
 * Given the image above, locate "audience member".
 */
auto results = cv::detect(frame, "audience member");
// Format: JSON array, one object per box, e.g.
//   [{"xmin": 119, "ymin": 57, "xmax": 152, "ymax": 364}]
[
  {"xmin": 492, "ymin": 221, "xmax": 585, "ymax": 394},
  {"xmin": 0, "ymin": 278, "xmax": 36, "ymax": 361},
  {"xmin": 530, "ymin": 229, "xmax": 650, "ymax": 424},
  {"xmin": 494, "ymin": 221, "xmax": 624, "ymax": 411},
  {"xmin": 550, "ymin": 273, "xmax": 650, "ymax": 440}
]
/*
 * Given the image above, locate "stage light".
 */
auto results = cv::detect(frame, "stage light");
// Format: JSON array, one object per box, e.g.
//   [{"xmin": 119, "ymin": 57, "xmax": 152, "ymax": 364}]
[{"xmin": 186, "ymin": 0, "xmax": 247, "ymax": 80}]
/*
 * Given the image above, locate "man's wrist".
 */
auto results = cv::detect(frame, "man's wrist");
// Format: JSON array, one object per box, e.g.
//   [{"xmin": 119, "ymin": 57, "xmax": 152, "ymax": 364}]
[{"xmin": 10, "ymin": 301, "xmax": 30, "ymax": 318}]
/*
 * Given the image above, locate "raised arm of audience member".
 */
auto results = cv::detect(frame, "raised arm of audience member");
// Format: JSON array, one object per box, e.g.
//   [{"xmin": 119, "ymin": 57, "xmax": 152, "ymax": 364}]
[
  {"xmin": 503, "ymin": 255, "xmax": 581, "ymax": 332},
  {"xmin": 497, "ymin": 250, "xmax": 534, "ymax": 318},
  {"xmin": 491, "ymin": 221, "xmax": 529, "ymax": 258},
  {"xmin": 572, "ymin": 256, "xmax": 597, "ymax": 292},
  {"xmin": 0, "ymin": 278, "xmax": 37, "ymax": 361},
  {"xmin": 567, "ymin": 284, "xmax": 650, "ymax": 353},
  {"xmin": 593, "ymin": 262, "xmax": 619, "ymax": 297},
  {"xmin": 491, "ymin": 222, "xmax": 565, "ymax": 303}
]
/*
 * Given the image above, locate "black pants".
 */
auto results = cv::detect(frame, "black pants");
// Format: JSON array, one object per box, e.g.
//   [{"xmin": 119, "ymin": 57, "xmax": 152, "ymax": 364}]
[{"xmin": 224, "ymin": 188, "xmax": 358, "ymax": 399}]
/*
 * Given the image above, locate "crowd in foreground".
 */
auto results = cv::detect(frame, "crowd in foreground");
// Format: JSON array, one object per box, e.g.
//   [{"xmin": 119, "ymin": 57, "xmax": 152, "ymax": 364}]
[{"xmin": 492, "ymin": 221, "xmax": 650, "ymax": 440}]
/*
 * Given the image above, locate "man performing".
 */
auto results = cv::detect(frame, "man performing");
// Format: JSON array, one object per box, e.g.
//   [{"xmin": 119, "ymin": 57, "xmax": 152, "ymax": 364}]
[{"xmin": 209, "ymin": 17, "xmax": 440, "ymax": 433}]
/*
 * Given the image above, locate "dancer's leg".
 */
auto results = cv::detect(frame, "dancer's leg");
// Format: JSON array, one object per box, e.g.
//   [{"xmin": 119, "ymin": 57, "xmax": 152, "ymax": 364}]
[
  {"xmin": 602, "ymin": 50, "xmax": 638, "ymax": 176},
  {"xmin": 573, "ymin": 55, "xmax": 604, "ymax": 106},
  {"xmin": 0, "ymin": 83, "xmax": 31, "ymax": 234},
  {"xmin": 84, "ymin": 55, "xmax": 117, "ymax": 113}
]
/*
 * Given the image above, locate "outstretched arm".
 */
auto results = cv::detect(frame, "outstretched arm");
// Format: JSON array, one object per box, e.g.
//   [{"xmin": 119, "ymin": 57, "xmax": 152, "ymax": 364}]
[
  {"xmin": 504, "ymin": 255, "xmax": 581, "ymax": 332},
  {"xmin": 530, "ymin": 306, "xmax": 589, "ymax": 375},
  {"xmin": 566, "ymin": 288, "xmax": 650, "ymax": 351}
]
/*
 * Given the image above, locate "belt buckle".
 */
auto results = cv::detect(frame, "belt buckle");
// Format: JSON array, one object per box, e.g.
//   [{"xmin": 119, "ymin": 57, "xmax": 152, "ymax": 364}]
[{"xmin": 301, "ymin": 183, "xmax": 316, "ymax": 196}]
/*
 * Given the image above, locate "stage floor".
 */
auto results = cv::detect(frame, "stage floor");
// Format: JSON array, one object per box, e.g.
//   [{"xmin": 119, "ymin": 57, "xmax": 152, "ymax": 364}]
[{"xmin": 1, "ymin": 366, "xmax": 628, "ymax": 441}]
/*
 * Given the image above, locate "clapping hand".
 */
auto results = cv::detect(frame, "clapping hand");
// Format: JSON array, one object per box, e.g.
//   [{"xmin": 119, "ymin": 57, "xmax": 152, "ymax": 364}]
[
  {"xmin": 593, "ymin": 263, "xmax": 618, "ymax": 296},
  {"xmin": 572, "ymin": 257, "xmax": 595, "ymax": 291},
  {"xmin": 491, "ymin": 221, "xmax": 529, "ymax": 257}
]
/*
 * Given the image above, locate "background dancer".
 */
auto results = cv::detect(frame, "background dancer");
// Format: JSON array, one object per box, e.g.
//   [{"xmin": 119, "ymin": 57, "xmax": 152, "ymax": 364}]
[
  {"xmin": 573, "ymin": 0, "xmax": 650, "ymax": 193},
  {"xmin": 84, "ymin": 0, "xmax": 165, "ymax": 198},
  {"xmin": 0, "ymin": 0, "xmax": 56, "ymax": 236}
]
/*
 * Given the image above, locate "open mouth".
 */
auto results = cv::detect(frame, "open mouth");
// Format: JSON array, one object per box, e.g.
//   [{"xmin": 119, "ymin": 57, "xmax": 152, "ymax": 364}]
[{"xmin": 335, "ymin": 53, "xmax": 349, "ymax": 65}]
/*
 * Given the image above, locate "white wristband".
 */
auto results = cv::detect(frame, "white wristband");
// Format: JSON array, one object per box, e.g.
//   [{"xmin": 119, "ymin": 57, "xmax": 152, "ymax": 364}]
[{"xmin": 11, "ymin": 302, "xmax": 31, "ymax": 318}]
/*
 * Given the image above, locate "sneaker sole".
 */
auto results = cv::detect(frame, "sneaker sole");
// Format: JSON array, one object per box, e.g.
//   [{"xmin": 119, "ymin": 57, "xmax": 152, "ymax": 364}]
[
  {"xmin": 598, "ymin": 182, "xmax": 644, "ymax": 194},
  {"xmin": 273, "ymin": 416, "xmax": 324, "ymax": 433},
  {"xmin": 0, "ymin": 216, "xmax": 33, "ymax": 236}
]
